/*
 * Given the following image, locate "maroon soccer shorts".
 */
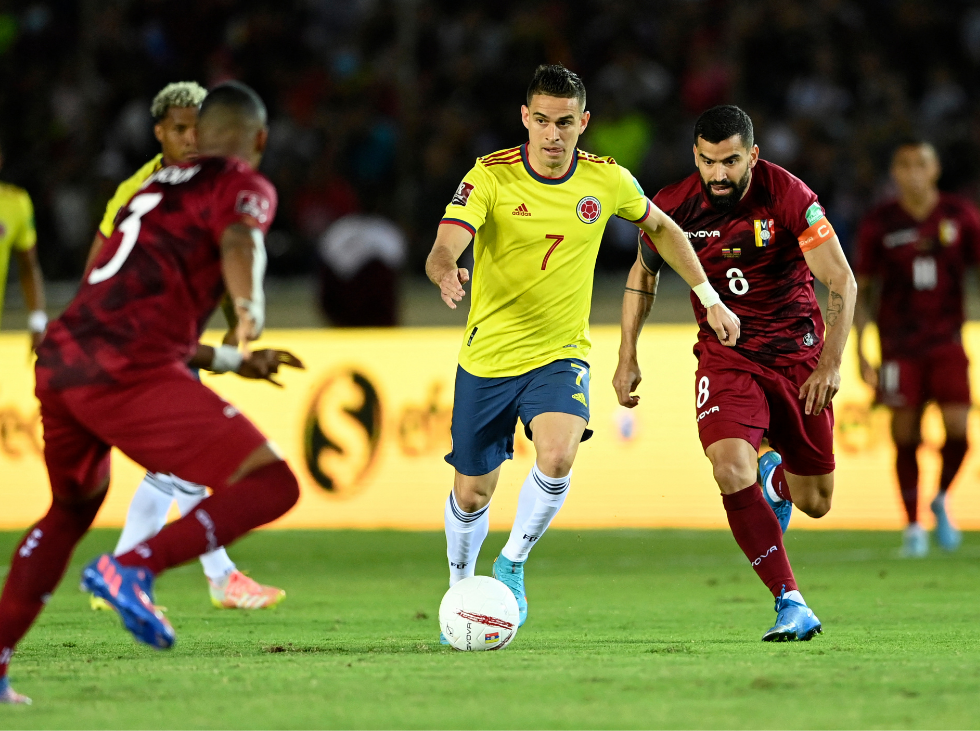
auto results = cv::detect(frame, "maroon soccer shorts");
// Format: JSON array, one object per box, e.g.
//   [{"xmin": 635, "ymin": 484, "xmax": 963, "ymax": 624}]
[
  {"xmin": 877, "ymin": 340, "xmax": 971, "ymax": 410},
  {"xmin": 36, "ymin": 362, "xmax": 269, "ymax": 502},
  {"xmin": 693, "ymin": 339, "xmax": 835, "ymax": 476}
]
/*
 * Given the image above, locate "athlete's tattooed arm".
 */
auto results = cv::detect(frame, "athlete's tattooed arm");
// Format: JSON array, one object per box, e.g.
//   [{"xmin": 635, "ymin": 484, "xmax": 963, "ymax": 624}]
[
  {"xmin": 614, "ymin": 241, "xmax": 661, "ymax": 408},
  {"xmin": 801, "ymin": 235, "xmax": 858, "ymax": 415}
]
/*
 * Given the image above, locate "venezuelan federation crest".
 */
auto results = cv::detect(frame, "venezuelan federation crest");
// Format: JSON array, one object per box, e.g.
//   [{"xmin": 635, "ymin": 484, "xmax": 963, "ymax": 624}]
[{"xmin": 576, "ymin": 196, "xmax": 601, "ymax": 224}]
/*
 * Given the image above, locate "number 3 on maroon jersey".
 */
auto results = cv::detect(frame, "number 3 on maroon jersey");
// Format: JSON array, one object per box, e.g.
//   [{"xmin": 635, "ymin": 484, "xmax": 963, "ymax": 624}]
[{"xmin": 88, "ymin": 193, "xmax": 163, "ymax": 285}]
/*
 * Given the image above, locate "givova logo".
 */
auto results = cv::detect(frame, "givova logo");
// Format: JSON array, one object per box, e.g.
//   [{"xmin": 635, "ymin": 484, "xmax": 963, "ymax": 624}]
[{"xmin": 304, "ymin": 369, "xmax": 382, "ymax": 497}]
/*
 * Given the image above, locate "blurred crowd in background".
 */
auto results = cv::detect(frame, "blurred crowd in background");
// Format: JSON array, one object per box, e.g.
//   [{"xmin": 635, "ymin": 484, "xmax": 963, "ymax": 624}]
[{"xmin": 3, "ymin": 0, "xmax": 980, "ymax": 318}]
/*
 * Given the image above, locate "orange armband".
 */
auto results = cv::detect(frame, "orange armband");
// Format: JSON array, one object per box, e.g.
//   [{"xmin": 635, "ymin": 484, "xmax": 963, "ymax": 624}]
[{"xmin": 798, "ymin": 216, "xmax": 835, "ymax": 252}]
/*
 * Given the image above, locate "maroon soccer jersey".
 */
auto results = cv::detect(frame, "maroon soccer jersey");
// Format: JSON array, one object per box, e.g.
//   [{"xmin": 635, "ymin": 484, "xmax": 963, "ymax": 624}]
[
  {"xmin": 36, "ymin": 157, "xmax": 277, "ymax": 390},
  {"xmin": 854, "ymin": 193, "xmax": 980, "ymax": 359},
  {"xmin": 647, "ymin": 159, "xmax": 827, "ymax": 367}
]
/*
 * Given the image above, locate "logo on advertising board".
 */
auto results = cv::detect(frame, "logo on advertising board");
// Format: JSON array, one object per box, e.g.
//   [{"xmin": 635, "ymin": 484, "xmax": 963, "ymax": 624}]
[
  {"xmin": 451, "ymin": 182, "xmax": 475, "ymax": 207},
  {"xmin": 576, "ymin": 196, "xmax": 601, "ymax": 224},
  {"xmin": 303, "ymin": 369, "xmax": 382, "ymax": 497}
]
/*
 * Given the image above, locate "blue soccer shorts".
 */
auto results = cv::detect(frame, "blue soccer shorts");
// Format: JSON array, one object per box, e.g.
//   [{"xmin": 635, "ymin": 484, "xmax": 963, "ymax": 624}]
[{"xmin": 445, "ymin": 358, "xmax": 592, "ymax": 477}]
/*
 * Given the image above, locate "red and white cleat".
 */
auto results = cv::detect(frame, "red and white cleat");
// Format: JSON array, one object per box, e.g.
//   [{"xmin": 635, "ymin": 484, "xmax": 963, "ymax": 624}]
[{"xmin": 208, "ymin": 570, "xmax": 285, "ymax": 609}]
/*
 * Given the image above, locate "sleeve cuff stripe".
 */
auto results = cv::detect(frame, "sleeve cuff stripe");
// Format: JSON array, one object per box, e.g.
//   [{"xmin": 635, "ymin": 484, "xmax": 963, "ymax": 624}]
[
  {"xmin": 440, "ymin": 218, "xmax": 476, "ymax": 235},
  {"xmin": 623, "ymin": 200, "xmax": 651, "ymax": 223}
]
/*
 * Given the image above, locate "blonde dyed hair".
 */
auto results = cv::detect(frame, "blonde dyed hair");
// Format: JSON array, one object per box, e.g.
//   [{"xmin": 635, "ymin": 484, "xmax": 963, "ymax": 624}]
[{"xmin": 150, "ymin": 81, "xmax": 208, "ymax": 121}]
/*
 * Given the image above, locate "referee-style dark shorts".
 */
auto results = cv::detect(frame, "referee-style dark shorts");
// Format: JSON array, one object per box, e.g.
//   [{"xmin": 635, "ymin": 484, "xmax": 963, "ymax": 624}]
[{"xmin": 445, "ymin": 358, "xmax": 592, "ymax": 477}]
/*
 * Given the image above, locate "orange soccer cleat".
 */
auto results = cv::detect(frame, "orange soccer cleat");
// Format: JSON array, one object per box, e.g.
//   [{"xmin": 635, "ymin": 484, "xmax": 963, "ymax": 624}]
[{"xmin": 208, "ymin": 570, "xmax": 285, "ymax": 609}]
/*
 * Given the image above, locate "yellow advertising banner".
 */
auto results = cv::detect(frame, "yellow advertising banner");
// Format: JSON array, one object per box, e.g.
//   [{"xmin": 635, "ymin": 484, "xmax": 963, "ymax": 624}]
[{"xmin": 2, "ymin": 325, "xmax": 980, "ymax": 531}]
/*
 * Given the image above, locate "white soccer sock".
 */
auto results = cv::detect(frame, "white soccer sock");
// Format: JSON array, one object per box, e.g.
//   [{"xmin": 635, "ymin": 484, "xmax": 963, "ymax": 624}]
[
  {"xmin": 500, "ymin": 463, "xmax": 570, "ymax": 564},
  {"xmin": 783, "ymin": 589, "xmax": 805, "ymax": 606},
  {"xmin": 445, "ymin": 491, "xmax": 490, "ymax": 587},
  {"xmin": 114, "ymin": 472, "xmax": 174, "ymax": 555},
  {"xmin": 171, "ymin": 475, "xmax": 236, "ymax": 582}
]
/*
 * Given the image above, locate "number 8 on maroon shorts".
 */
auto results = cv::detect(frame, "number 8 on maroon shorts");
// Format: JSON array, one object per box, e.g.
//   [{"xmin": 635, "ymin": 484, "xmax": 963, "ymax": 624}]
[{"xmin": 693, "ymin": 339, "xmax": 835, "ymax": 476}]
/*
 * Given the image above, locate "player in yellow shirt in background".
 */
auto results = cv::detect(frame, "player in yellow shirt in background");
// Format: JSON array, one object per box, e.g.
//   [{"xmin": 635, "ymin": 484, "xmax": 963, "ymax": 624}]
[
  {"xmin": 0, "ymin": 142, "xmax": 47, "ymax": 350},
  {"xmin": 88, "ymin": 82, "xmax": 286, "ymax": 611},
  {"xmin": 426, "ymin": 65, "xmax": 739, "ymax": 638}
]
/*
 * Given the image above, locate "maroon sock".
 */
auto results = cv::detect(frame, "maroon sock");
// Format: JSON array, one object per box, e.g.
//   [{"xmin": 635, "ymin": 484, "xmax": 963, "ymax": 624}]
[
  {"xmin": 117, "ymin": 461, "xmax": 299, "ymax": 575},
  {"xmin": 895, "ymin": 444, "xmax": 919, "ymax": 523},
  {"xmin": 722, "ymin": 484, "xmax": 798, "ymax": 597},
  {"xmin": 939, "ymin": 438, "xmax": 968, "ymax": 494},
  {"xmin": 770, "ymin": 462, "xmax": 792, "ymax": 502},
  {"xmin": 0, "ymin": 497, "xmax": 103, "ymax": 679}
]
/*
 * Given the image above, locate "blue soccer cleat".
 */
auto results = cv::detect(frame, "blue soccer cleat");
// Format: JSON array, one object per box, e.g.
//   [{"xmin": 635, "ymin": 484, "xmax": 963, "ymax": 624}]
[
  {"xmin": 762, "ymin": 587, "xmax": 822, "ymax": 642},
  {"xmin": 931, "ymin": 494, "xmax": 962, "ymax": 552},
  {"xmin": 759, "ymin": 450, "xmax": 792, "ymax": 534},
  {"xmin": 492, "ymin": 555, "xmax": 528, "ymax": 627},
  {"xmin": 439, "ymin": 631, "xmax": 450, "ymax": 645},
  {"xmin": 81, "ymin": 554, "xmax": 175, "ymax": 649},
  {"xmin": 900, "ymin": 523, "xmax": 929, "ymax": 558}
]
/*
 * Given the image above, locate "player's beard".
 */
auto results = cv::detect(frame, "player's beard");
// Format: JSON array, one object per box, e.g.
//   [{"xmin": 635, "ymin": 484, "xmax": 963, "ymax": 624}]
[{"xmin": 702, "ymin": 168, "xmax": 751, "ymax": 212}]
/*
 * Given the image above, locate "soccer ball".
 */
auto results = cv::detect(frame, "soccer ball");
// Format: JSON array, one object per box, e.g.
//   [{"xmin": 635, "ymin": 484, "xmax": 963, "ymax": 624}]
[{"xmin": 439, "ymin": 576, "xmax": 519, "ymax": 651}]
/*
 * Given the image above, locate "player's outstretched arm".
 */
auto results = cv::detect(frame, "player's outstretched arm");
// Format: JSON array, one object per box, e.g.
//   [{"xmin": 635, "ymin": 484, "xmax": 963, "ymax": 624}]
[
  {"xmin": 635, "ymin": 201, "xmax": 741, "ymax": 346},
  {"xmin": 801, "ymin": 236, "xmax": 858, "ymax": 415},
  {"xmin": 188, "ymin": 343, "xmax": 304, "ymax": 387},
  {"xmin": 425, "ymin": 223, "xmax": 473, "ymax": 310},
  {"xmin": 221, "ymin": 222, "xmax": 268, "ymax": 344},
  {"xmin": 14, "ymin": 245, "xmax": 46, "ymax": 351},
  {"xmin": 614, "ymin": 244, "xmax": 661, "ymax": 408},
  {"xmin": 853, "ymin": 275, "xmax": 878, "ymax": 388}
]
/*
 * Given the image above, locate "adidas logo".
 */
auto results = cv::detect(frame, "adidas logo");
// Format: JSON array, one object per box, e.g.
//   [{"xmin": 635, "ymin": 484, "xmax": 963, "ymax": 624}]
[{"xmin": 512, "ymin": 203, "xmax": 531, "ymax": 216}]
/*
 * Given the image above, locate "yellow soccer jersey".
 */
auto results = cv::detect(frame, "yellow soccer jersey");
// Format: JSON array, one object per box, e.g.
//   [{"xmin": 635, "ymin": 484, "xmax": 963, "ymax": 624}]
[
  {"xmin": 97, "ymin": 153, "xmax": 164, "ymax": 238},
  {"xmin": 0, "ymin": 183, "xmax": 37, "ymax": 328},
  {"xmin": 442, "ymin": 143, "xmax": 650, "ymax": 378}
]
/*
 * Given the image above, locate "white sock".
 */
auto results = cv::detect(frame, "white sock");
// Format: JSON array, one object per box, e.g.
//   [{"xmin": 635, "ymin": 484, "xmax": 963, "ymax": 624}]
[
  {"xmin": 784, "ymin": 589, "xmax": 805, "ymax": 605},
  {"xmin": 500, "ymin": 463, "xmax": 570, "ymax": 564},
  {"xmin": 445, "ymin": 491, "xmax": 490, "ymax": 587},
  {"xmin": 171, "ymin": 475, "xmax": 236, "ymax": 582},
  {"xmin": 114, "ymin": 473, "xmax": 174, "ymax": 555}
]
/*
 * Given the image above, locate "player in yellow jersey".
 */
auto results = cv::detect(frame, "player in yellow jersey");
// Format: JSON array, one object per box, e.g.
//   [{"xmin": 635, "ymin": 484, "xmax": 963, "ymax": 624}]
[
  {"xmin": 0, "ymin": 141, "xmax": 47, "ymax": 351},
  {"xmin": 426, "ymin": 65, "xmax": 739, "ymax": 636},
  {"xmin": 87, "ymin": 82, "xmax": 288, "ymax": 612}
]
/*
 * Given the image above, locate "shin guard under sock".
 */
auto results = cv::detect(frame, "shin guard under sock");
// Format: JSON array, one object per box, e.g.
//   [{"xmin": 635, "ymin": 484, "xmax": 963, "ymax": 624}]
[
  {"xmin": 722, "ymin": 485, "xmax": 798, "ymax": 597},
  {"xmin": 0, "ymin": 497, "xmax": 103, "ymax": 678},
  {"xmin": 895, "ymin": 444, "xmax": 919, "ymax": 524},
  {"xmin": 117, "ymin": 461, "xmax": 299, "ymax": 576}
]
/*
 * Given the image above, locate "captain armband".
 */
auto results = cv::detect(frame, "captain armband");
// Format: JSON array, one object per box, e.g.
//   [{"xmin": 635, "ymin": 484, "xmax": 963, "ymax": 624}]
[
  {"xmin": 798, "ymin": 216, "xmax": 836, "ymax": 252},
  {"xmin": 637, "ymin": 232, "xmax": 665, "ymax": 274}
]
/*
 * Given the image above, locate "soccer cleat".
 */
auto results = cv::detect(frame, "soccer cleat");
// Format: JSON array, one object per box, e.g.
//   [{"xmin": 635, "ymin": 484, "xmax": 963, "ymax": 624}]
[
  {"xmin": 439, "ymin": 631, "xmax": 450, "ymax": 645},
  {"xmin": 208, "ymin": 570, "xmax": 285, "ymax": 609},
  {"xmin": 492, "ymin": 555, "xmax": 528, "ymax": 627},
  {"xmin": 901, "ymin": 523, "xmax": 929, "ymax": 558},
  {"xmin": 80, "ymin": 554, "xmax": 175, "ymax": 649},
  {"xmin": 759, "ymin": 450, "xmax": 792, "ymax": 534},
  {"xmin": 930, "ymin": 494, "xmax": 962, "ymax": 552},
  {"xmin": 762, "ymin": 587, "xmax": 822, "ymax": 642},
  {"xmin": 90, "ymin": 594, "xmax": 112, "ymax": 611},
  {"xmin": 0, "ymin": 676, "xmax": 31, "ymax": 705}
]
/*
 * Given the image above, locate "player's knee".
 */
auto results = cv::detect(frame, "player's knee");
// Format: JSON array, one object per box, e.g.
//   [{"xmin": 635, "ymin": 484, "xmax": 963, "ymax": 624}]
[
  {"xmin": 535, "ymin": 447, "xmax": 575, "ymax": 479},
  {"xmin": 454, "ymin": 486, "xmax": 491, "ymax": 513},
  {"xmin": 793, "ymin": 476, "xmax": 834, "ymax": 519},
  {"xmin": 711, "ymin": 460, "xmax": 756, "ymax": 494}
]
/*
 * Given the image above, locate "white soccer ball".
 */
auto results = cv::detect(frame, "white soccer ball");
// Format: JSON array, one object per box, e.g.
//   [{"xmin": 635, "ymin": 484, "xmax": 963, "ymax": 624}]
[{"xmin": 439, "ymin": 576, "xmax": 519, "ymax": 651}]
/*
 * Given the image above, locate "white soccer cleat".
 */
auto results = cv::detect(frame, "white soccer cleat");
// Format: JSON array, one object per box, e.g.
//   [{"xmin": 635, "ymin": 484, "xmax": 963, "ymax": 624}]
[
  {"xmin": 209, "ymin": 570, "xmax": 285, "ymax": 609},
  {"xmin": 900, "ymin": 523, "xmax": 928, "ymax": 558}
]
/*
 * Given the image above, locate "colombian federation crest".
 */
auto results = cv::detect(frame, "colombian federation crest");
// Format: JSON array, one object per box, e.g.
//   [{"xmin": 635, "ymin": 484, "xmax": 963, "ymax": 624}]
[
  {"xmin": 754, "ymin": 218, "xmax": 775, "ymax": 247},
  {"xmin": 576, "ymin": 196, "xmax": 601, "ymax": 224}
]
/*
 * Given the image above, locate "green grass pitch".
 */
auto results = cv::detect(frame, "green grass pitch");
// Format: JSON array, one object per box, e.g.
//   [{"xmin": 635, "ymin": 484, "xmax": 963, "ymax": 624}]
[{"xmin": 0, "ymin": 528, "xmax": 978, "ymax": 729}]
